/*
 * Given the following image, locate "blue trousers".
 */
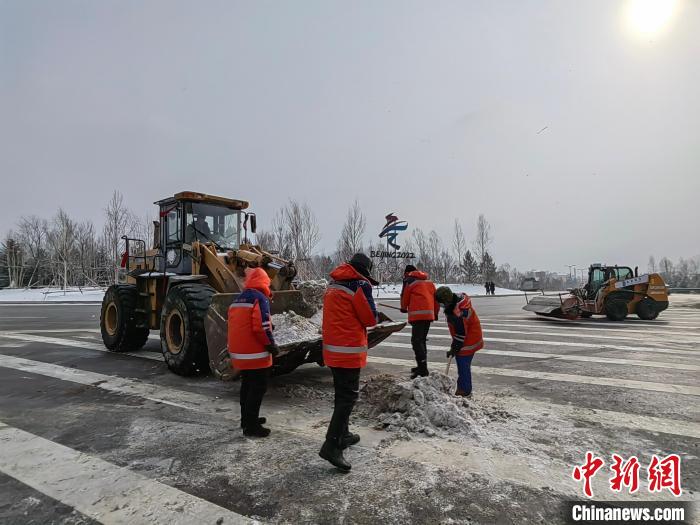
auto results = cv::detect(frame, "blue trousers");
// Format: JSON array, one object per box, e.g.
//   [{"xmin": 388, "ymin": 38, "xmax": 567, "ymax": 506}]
[{"xmin": 455, "ymin": 354, "xmax": 473, "ymax": 394}]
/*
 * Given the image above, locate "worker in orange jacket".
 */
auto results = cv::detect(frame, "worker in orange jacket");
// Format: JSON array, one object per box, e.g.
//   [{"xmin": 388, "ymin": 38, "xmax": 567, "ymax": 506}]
[
  {"xmin": 400, "ymin": 264, "xmax": 439, "ymax": 378},
  {"xmin": 319, "ymin": 253, "xmax": 378, "ymax": 472},
  {"xmin": 228, "ymin": 268, "xmax": 279, "ymax": 437},
  {"xmin": 435, "ymin": 286, "xmax": 483, "ymax": 396}
]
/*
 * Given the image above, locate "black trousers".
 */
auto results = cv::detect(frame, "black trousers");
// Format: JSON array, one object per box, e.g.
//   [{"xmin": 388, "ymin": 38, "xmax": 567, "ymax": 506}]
[
  {"xmin": 326, "ymin": 367, "xmax": 361, "ymax": 443},
  {"xmin": 240, "ymin": 368, "xmax": 269, "ymax": 428},
  {"xmin": 410, "ymin": 320, "xmax": 431, "ymax": 368}
]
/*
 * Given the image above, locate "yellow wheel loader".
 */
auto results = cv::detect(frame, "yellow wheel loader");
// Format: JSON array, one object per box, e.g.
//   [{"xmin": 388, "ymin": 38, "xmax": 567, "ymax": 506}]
[
  {"xmin": 100, "ymin": 191, "xmax": 404, "ymax": 377},
  {"xmin": 523, "ymin": 264, "xmax": 669, "ymax": 321}
]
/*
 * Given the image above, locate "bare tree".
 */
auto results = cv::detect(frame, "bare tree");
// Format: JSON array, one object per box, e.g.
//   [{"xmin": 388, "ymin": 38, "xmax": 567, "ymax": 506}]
[
  {"xmin": 103, "ymin": 191, "xmax": 132, "ymax": 283},
  {"xmin": 452, "ymin": 220, "xmax": 466, "ymax": 283},
  {"xmin": 47, "ymin": 209, "xmax": 76, "ymax": 291},
  {"xmin": 255, "ymin": 230, "xmax": 275, "ymax": 252},
  {"xmin": 270, "ymin": 209, "xmax": 291, "ymax": 258},
  {"xmin": 75, "ymin": 221, "xmax": 98, "ymax": 286},
  {"xmin": 285, "ymin": 200, "xmax": 321, "ymax": 279},
  {"xmin": 647, "ymin": 255, "xmax": 657, "ymax": 273},
  {"xmin": 337, "ymin": 199, "xmax": 366, "ymax": 263},
  {"xmin": 473, "ymin": 213, "xmax": 492, "ymax": 267},
  {"xmin": 18, "ymin": 215, "xmax": 48, "ymax": 287}
]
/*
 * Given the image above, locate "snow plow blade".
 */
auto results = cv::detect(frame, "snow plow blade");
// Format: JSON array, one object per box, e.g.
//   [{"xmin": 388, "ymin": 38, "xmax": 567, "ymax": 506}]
[{"xmin": 522, "ymin": 295, "xmax": 564, "ymax": 317}]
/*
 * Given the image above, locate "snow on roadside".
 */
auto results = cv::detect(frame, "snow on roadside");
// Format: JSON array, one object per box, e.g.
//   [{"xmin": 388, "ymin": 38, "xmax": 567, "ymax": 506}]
[
  {"xmin": 374, "ymin": 283, "xmax": 521, "ymax": 299},
  {"xmin": 0, "ymin": 287, "xmax": 106, "ymax": 303}
]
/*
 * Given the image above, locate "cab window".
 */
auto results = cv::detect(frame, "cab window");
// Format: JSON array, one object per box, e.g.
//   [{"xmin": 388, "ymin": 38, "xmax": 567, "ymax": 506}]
[{"xmin": 166, "ymin": 207, "xmax": 181, "ymax": 243}]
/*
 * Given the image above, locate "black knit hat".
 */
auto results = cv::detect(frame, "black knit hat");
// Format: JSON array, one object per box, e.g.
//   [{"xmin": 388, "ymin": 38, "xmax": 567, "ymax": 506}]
[
  {"xmin": 404, "ymin": 264, "xmax": 417, "ymax": 274},
  {"xmin": 349, "ymin": 253, "xmax": 379, "ymax": 285}
]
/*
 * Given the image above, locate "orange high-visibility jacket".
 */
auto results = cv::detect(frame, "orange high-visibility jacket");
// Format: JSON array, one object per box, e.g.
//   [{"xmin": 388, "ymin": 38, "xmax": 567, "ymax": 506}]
[
  {"xmin": 400, "ymin": 270, "xmax": 439, "ymax": 323},
  {"xmin": 322, "ymin": 263, "xmax": 378, "ymax": 368},
  {"xmin": 445, "ymin": 294, "xmax": 483, "ymax": 356},
  {"xmin": 228, "ymin": 269, "xmax": 275, "ymax": 370}
]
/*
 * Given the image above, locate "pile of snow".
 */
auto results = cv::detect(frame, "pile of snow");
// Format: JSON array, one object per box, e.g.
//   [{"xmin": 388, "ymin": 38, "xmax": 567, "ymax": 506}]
[
  {"xmin": 358, "ymin": 373, "xmax": 513, "ymax": 437},
  {"xmin": 295, "ymin": 279, "xmax": 327, "ymax": 311},
  {"xmin": 374, "ymin": 283, "xmax": 520, "ymax": 299},
  {"xmin": 271, "ymin": 311, "xmax": 321, "ymax": 346},
  {"xmin": 0, "ymin": 287, "xmax": 106, "ymax": 303}
]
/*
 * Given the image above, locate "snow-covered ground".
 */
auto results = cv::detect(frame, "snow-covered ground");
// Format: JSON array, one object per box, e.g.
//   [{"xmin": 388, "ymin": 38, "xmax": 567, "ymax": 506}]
[
  {"xmin": 0, "ymin": 287, "xmax": 106, "ymax": 303},
  {"xmin": 374, "ymin": 282, "xmax": 521, "ymax": 299}
]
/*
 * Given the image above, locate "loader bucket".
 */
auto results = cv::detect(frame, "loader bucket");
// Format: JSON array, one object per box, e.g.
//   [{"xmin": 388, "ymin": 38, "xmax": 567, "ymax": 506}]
[
  {"xmin": 205, "ymin": 287, "xmax": 406, "ymax": 380},
  {"xmin": 205, "ymin": 290, "xmax": 314, "ymax": 380}
]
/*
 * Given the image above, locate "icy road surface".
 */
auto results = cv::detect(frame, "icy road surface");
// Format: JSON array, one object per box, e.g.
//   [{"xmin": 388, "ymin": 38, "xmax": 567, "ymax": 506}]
[{"xmin": 0, "ymin": 295, "xmax": 698, "ymax": 524}]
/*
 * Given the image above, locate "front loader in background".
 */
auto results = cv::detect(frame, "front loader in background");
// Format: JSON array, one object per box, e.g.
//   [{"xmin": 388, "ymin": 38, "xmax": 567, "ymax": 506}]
[
  {"xmin": 99, "ymin": 191, "xmax": 404, "ymax": 378},
  {"xmin": 523, "ymin": 264, "xmax": 669, "ymax": 321}
]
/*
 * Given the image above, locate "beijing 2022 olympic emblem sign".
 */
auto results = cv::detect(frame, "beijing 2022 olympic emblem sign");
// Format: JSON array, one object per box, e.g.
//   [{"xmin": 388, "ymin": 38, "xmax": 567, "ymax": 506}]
[{"xmin": 371, "ymin": 213, "xmax": 415, "ymax": 259}]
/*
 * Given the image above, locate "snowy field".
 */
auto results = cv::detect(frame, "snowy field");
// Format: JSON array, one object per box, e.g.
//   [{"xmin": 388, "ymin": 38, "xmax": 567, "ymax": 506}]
[
  {"xmin": 0, "ymin": 287, "xmax": 106, "ymax": 303},
  {"xmin": 374, "ymin": 282, "xmax": 521, "ymax": 299}
]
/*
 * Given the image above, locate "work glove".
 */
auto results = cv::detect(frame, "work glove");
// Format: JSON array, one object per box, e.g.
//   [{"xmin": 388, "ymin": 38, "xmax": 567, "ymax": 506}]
[
  {"xmin": 265, "ymin": 343, "xmax": 280, "ymax": 357},
  {"xmin": 400, "ymin": 308, "xmax": 407, "ymax": 314},
  {"xmin": 446, "ymin": 340, "xmax": 461, "ymax": 359}
]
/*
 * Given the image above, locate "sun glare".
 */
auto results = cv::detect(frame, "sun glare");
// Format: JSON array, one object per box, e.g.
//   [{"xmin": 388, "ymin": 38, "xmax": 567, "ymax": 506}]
[{"xmin": 625, "ymin": 0, "xmax": 679, "ymax": 36}]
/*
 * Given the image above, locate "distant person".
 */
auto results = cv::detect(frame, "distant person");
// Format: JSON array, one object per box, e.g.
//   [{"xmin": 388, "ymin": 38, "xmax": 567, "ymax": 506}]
[
  {"xmin": 320, "ymin": 253, "xmax": 379, "ymax": 472},
  {"xmin": 490, "ymin": 281, "xmax": 496, "ymax": 295},
  {"xmin": 484, "ymin": 282, "xmax": 490, "ymax": 295},
  {"xmin": 228, "ymin": 268, "xmax": 279, "ymax": 437},
  {"xmin": 435, "ymin": 286, "xmax": 484, "ymax": 397},
  {"xmin": 400, "ymin": 264, "xmax": 439, "ymax": 378}
]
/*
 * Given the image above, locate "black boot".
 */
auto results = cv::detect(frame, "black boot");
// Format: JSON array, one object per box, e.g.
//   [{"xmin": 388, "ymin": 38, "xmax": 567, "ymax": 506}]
[
  {"xmin": 410, "ymin": 365, "xmax": 429, "ymax": 379},
  {"xmin": 240, "ymin": 417, "xmax": 266, "ymax": 428},
  {"xmin": 243, "ymin": 425, "xmax": 271, "ymax": 438},
  {"xmin": 319, "ymin": 439, "xmax": 351, "ymax": 472},
  {"xmin": 341, "ymin": 432, "xmax": 360, "ymax": 449}
]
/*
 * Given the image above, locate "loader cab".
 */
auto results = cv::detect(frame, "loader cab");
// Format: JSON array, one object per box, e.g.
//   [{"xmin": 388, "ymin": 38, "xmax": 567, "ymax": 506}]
[
  {"xmin": 585, "ymin": 264, "xmax": 635, "ymax": 298},
  {"xmin": 156, "ymin": 192, "xmax": 250, "ymax": 274}
]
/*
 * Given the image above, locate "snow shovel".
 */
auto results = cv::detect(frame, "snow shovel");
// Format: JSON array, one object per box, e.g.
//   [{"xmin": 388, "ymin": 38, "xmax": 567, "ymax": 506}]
[{"xmin": 445, "ymin": 355, "xmax": 453, "ymax": 375}]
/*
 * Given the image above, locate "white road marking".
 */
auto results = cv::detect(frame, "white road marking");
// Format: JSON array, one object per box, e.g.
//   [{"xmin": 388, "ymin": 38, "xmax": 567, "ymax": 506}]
[
  {"xmin": 383, "ymin": 336, "xmax": 699, "ymax": 358},
  {"xmin": 367, "ymin": 355, "xmax": 700, "ymax": 396},
  {"xmin": 0, "ymin": 421, "xmax": 253, "ymax": 524},
  {"xmin": 0, "ymin": 316, "xmax": 48, "ymax": 319},
  {"xmin": 395, "ymin": 326, "xmax": 700, "ymax": 346},
  {"xmin": 0, "ymin": 332, "xmax": 163, "ymax": 362},
  {"xmin": 439, "ymin": 322, "xmax": 700, "ymax": 340}
]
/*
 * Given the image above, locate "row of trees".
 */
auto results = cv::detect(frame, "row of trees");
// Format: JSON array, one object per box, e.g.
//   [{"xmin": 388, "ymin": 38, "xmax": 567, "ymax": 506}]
[
  {"xmin": 0, "ymin": 192, "xmax": 149, "ymax": 289},
  {"xmin": 4, "ymin": 189, "xmax": 695, "ymax": 291},
  {"xmin": 648, "ymin": 255, "xmax": 700, "ymax": 288}
]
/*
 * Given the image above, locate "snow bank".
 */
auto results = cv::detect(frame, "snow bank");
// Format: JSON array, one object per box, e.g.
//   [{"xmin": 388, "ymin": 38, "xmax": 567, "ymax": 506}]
[
  {"xmin": 0, "ymin": 287, "xmax": 106, "ymax": 303},
  {"xmin": 358, "ymin": 373, "xmax": 513, "ymax": 437},
  {"xmin": 374, "ymin": 283, "xmax": 521, "ymax": 299}
]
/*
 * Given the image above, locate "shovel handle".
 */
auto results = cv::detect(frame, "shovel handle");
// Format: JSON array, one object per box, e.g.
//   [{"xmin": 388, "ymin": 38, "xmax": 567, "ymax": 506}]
[
  {"xmin": 445, "ymin": 355, "xmax": 453, "ymax": 375},
  {"xmin": 378, "ymin": 302, "xmax": 403, "ymax": 311}
]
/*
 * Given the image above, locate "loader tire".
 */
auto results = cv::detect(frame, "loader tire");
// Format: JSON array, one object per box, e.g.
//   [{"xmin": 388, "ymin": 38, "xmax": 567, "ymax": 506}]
[
  {"xmin": 160, "ymin": 283, "xmax": 215, "ymax": 376},
  {"xmin": 100, "ymin": 285, "xmax": 149, "ymax": 351},
  {"xmin": 605, "ymin": 298, "xmax": 628, "ymax": 322},
  {"xmin": 636, "ymin": 298, "xmax": 659, "ymax": 320}
]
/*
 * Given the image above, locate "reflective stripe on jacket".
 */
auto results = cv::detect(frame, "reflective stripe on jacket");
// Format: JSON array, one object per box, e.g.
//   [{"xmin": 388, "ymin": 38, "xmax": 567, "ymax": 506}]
[
  {"xmin": 400, "ymin": 270, "xmax": 439, "ymax": 323},
  {"xmin": 445, "ymin": 294, "xmax": 483, "ymax": 356},
  {"xmin": 228, "ymin": 288, "xmax": 274, "ymax": 370},
  {"xmin": 322, "ymin": 263, "xmax": 378, "ymax": 368}
]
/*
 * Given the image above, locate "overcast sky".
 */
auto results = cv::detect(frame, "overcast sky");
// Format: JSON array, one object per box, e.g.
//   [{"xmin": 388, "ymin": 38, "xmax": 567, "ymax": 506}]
[{"xmin": 1, "ymin": 0, "xmax": 698, "ymax": 272}]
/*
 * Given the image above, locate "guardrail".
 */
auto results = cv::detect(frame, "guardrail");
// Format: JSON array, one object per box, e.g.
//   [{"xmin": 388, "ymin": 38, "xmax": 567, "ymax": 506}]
[{"xmin": 669, "ymin": 288, "xmax": 700, "ymax": 294}]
